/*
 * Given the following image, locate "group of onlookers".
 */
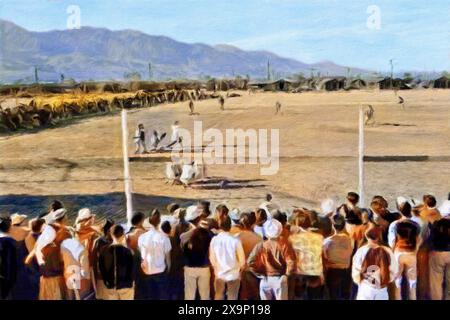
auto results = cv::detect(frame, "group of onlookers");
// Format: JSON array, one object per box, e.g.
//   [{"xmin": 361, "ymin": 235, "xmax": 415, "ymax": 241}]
[{"xmin": 0, "ymin": 192, "xmax": 449, "ymax": 300}]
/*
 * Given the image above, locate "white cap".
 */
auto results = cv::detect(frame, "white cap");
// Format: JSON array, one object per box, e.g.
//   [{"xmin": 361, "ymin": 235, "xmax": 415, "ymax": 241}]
[
  {"xmin": 75, "ymin": 208, "xmax": 94, "ymax": 224},
  {"xmin": 438, "ymin": 200, "xmax": 450, "ymax": 216},
  {"xmin": 321, "ymin": 199, "xmax": 336, "ymax": 215},
  {"xmin": 185, "ymin": 205, "xmax": 202, "ymax": 222},
  {"xmin": 263, "ymin": 219, "xmax": 283, "ymax": 239},
  {"xmin": 51, "ymin": 208, "xmax": 67, "ymax": 222},
  {"xmin": 229, "ymin": 208, "xmax": 241, "ymax": 221}
]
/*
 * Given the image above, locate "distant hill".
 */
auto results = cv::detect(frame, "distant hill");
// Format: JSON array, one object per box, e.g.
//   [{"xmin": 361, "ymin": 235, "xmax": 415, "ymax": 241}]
[{"xmin": 0, "ymin": 19, "xmax": 370, "ymax": 83}]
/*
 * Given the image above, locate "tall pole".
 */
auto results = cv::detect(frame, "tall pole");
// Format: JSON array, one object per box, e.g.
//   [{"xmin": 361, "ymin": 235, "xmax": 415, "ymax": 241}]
[
  {"xmin": 121, "ymin": 109, "xmax": 133, "ymax": 224},
  {"xmin": 358, "ymin": 105, "xmax": 365, "ymax": 207}
]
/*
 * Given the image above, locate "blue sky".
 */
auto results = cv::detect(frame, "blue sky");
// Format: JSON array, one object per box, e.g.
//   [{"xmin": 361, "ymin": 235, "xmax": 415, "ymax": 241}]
[{"xmin": 1, "ymin": 0, "xmax": 449, "ymax": 72}]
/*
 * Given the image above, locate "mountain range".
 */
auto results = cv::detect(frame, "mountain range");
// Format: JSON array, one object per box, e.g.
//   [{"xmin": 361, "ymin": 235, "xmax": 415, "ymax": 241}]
[{"xmin": 0, "ymin": 19, "xmax": 369, "ymax": 83}]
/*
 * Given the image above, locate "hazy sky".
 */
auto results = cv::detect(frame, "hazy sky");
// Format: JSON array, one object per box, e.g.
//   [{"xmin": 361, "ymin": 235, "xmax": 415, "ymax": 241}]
[{"xmin": 1, "ymin": 0, "xmax": 449, "ymax": 71}]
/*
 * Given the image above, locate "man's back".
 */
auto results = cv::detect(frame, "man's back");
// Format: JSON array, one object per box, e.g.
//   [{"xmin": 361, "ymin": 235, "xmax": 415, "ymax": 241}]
[
  {"xmin": 99, "ymin": 244, "xmax": 135, "ymax": 290},
  {"xmin": 290, "ymin": 229, "xmax": 324, "ymax": 276},
  {"xmin": 209, "ymin": 232, "xmax": 244, "ymax": 281},
  {"xmin": 247, "ymin": 238, "xmax": 296, "ymax": 277},
  {"xmin": 323, "ymin": 233, "xmax": 353, "ymax": 269},
  {"xmin": 138, "ymin": 227, "xmax": 171, "ymax": 275}
]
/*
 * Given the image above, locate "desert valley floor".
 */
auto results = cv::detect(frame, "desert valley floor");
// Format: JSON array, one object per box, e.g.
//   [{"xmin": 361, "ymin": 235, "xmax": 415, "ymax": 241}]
[{"xmin": 0, "ymin": 90, "xmax": 449, "ymax": 221}]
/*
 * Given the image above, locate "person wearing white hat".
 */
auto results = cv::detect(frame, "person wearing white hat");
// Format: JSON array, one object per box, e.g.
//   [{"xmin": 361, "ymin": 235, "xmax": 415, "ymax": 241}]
[
  {"xmin": 209, "ymin": 216, "xmax": 246, "ymax": 300},
  {"xmin": 9, "ymin": 214, "xmax": 30, "ymax": 243},
  {"xmin": 180, "ymin": 205, "xmax": 204, "ymax": 247},
  {"xmin": 247, "ymin": 218, "xmax": 296, "ymax": 300},
  {"xmin": 26, "ymin": 225, "xmax": 67, "ymax": 300},
  {"xmin": 229, "ymin": 208, "xmax": 242, "ymax": 234},
  {"xmin": 8, "ymin": 213, "xmax": 35, "ymax": 300},
  {"xmin": 73, "ymin": 208, "xmax": 100, "ymax": 299}
]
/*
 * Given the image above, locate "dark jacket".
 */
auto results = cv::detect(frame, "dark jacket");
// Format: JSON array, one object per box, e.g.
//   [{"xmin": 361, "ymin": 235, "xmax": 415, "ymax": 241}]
[
  {"xmin": 183, "ymin": 228, "xmax": 212, "ymax": 268},
  {"xmin": 99, "ymin": 244, "xmax": 135, "ymax": 290},
  {"xmin": 0, "ymin": 236, "xmax": 17, "ymax": 300},
  {"xmin": 430, "ymin": 218, "xmax": 450, "ymax": 252}
]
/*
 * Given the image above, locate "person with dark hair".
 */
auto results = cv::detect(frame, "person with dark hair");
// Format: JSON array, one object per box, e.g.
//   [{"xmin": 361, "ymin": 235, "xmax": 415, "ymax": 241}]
[
  {"xmin": 253, "ymin": 208, "xmax": 268, "ymax": 239},
  {"xmin": 199, "ymin": 201, "xmax": 212, "ymax": 219},
  {"xmin": 288, "ymin": 209, "xmax": 324, "ymax": 300},
  {"xmin": 233, "ymin": 212, "xmax": 263, "ymax": 300},
  {"xmin": 209, "ymin": 216, "xmax": 245, "ymax": 300},
  {"xmin": 247, "ymin": 219, "xmax": 296, "ymax": 300},
  {"xmin": 387, "ymin": 198, "xmax": 421, "ymax": 300},
  {"xmin": 91, "ymin": 219, "xmax": 114, "ymax": 300},
  {"xmin": 428, "ymin": 216, "xmax": 450, "ymax": 300},
  {"xmin": 0, "ymin": 213, "xmax": 18, "ymax": 300},
  {"xmin": 38, "ymin": 200, "xmax": 64, "ymax": 221},
  {"xmin": 169, "ymin": 207, "xmax": 190, "ymax": 300},
  {"xmin": 127, "ymin": 212, "xmax": 146, "ymax": 251},
  {"xmin": 272, "ymin": 211, "xmax": 290, "ymax": 242},
  {"xmin": 167, "ymin": 203, "xmax": 180, "ymax": 215},
  {"xmin": 419, "ymin": 195, "xmax": 441, "ymax": 224},
  {"xmin": 138, "ymin": 209, "xmax": 171, "ymax": 300},
  {"xmin": 24, "ymin": 218, "xmax": 46, "ymax": 300},
  {"xmin": 337, "ymin": 192, "xmax": 365, "ymax": 246},
  {"xmin": 99, "ymin": 225, "xmax": 135, "ymax": 300},
  {"xmin": 214, "ymin": 204, "xmax": 229, "ymax": 221},
  {"xmin": 352, "ymin": 226, "xmax": 398, "ymax": 300},
  {"xmin": 182, "ymin": 219, "xmax": 213, "ymax": 300},
  {"xmin": 323, "ymin": 214, "xmax": 353, "ymax": 300}
]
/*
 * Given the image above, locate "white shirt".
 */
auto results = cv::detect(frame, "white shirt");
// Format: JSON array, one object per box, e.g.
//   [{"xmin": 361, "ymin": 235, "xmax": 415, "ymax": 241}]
[
  {"xmin": 352, "ymin": 243, "xmax": 398, "ymax": 288},
  {"xmin": 209, "ymin": 232, "xmax": 245, "ymax": 281},
  {"xmin": 387, "ymin": 217, "xmax": 421, "ymax": 249},
  {"xmin": 138, "ymin": 225, "xmax": 172, "ymax": 275}
]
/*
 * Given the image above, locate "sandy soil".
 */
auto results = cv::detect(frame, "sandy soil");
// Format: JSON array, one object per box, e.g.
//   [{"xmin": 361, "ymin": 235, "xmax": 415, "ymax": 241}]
[{"xmin": 0, "ymin": 89, "xmax": 449, "ymax": 220}]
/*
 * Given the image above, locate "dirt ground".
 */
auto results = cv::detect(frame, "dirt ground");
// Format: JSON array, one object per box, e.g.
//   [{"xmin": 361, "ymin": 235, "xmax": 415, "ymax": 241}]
[{"xmin": 0, "ymin": 89, "xmax": 449, "ymax": 220}]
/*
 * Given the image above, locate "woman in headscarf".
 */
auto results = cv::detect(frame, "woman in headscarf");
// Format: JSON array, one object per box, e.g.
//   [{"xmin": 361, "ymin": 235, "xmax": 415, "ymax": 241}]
[
  {"xmin": 26, "ymin": 225, "xmax": 66, "ymax": 300},
  {"xmin": 0, "ymin": 213, "xmax": 18, "ymax": 300}
]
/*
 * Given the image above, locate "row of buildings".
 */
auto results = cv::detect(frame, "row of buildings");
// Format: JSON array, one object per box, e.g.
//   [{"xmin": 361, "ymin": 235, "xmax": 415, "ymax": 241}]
[{"xmin": 249, "ymin": 76, "xmax": 450, "ymax": 92}]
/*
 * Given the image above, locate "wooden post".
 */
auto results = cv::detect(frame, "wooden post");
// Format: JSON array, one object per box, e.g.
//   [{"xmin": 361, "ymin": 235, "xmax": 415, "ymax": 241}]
[
  {"xmin": 121, "ymin": 109, "xmax": 133, "ymax": 224},
  {"xmin": 358, "ymin": 105, "xmax": 365, "ymax": 207}
]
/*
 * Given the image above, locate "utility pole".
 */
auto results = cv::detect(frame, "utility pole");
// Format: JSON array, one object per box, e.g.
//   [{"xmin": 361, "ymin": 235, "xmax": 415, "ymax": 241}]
[
  {"xmin": 267, "ymin": 59, "xmax": 271, "ymax": 81},
  {"xmin": 389, "ymin": 59, "xmax": 395, "ymax": 89},
  {"xmin": 34, "ymin": 66, "xmax": 39, "ymax": 84},
  {"xmin": 148, "ymin": 62, "xmax": 153, "ymax": 80},
  {"xmin": 358, "ymin": 105, "xmax": 365, "ymax": 207}
]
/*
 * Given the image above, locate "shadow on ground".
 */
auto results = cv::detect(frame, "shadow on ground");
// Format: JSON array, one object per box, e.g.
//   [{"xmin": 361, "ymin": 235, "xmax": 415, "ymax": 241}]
[{"xmin": 0, "ymin": 192, "xmax": 199, "ymax": 223}]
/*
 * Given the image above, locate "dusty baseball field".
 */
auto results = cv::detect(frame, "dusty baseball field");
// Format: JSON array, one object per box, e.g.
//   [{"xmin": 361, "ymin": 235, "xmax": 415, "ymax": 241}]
[{"xmin": 0, "ymin": 89, "xmax": 449, "ymax": 221}]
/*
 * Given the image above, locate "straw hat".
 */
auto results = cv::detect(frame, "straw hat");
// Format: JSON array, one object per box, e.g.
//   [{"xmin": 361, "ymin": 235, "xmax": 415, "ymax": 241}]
[
  {"xmin": 75, "ymin": 208, "xmax": 95, "ymax": 224},
  {"xmin": 11, "ymin": 213, "xmax": 27, "ymax": 226}
]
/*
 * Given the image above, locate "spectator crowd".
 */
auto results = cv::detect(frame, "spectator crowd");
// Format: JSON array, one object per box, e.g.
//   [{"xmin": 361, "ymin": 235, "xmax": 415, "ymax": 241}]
[{"xmin": 0, "ymin": 192, "xmax": 449, "ymax": 300}]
